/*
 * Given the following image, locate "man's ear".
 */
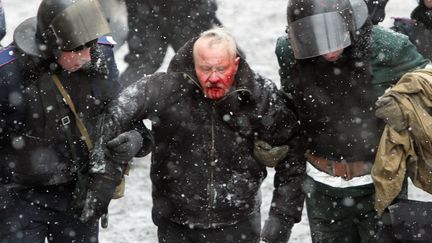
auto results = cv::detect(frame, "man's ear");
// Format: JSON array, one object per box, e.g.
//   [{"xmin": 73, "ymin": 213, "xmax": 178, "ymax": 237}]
[{"xmin": 234, "ymin": 56, "xmax": 240, "ymax": 70}]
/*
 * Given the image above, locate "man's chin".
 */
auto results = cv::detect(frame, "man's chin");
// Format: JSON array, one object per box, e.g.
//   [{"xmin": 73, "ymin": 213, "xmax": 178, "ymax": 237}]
[{"xmin": 206, "ymin": 89, "xmax": 225, "ymax": 100}]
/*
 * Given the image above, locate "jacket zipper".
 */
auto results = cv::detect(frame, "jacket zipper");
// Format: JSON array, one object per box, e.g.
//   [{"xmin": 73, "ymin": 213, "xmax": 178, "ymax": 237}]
[{"xmin": 207, "ymin": 108, "xmax": 217, "ymax": 227}]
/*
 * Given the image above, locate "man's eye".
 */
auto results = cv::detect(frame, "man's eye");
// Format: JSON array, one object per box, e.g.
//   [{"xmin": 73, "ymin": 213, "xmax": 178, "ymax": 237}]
[{"xmin": 216, "ymin": 67, "xmax": 226, "ymax": 72}]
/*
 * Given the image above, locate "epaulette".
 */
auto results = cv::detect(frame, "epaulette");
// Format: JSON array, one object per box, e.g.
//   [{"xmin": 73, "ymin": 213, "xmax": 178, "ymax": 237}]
[
  {"xmin": 0, "ymin": 45, "xmax": 17, "ymax": 68},
  {"xmin": 97, "ymin": 36, "xmax": 117, "ymax": 47}
]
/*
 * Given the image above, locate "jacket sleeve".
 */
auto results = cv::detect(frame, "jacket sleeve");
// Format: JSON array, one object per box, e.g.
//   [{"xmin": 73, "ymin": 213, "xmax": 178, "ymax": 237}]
[
  {"xmin": 275, "ymin": 36, "xmax": 297, "ymax": 93},
  {"xmin": 269, "ymin": 132, "xmax": 305, "ymax": 222},
  {"xmin": 89, "ymin": 72, "xmax": 182, "ymax": 174},
  {"xmin": 260, "ymin": 91, "xmax": 306, "ymax": 242},
  {"xmin": 260, "ymin": 36, "xmax": 306, "ymax": 242},
  {"xmin": 261, "ymin": 130, "xmax": 305, "ymax": 242},
  {"xmin": 254, "ymin": 75, "xmax": 299, "ymax": 145},
  {"xmin": 255, "ymin": 77, "xmax": 305, "ymax": 242},
  {"xmin": 98, "ymin": 44, "xmax": 155, "ymax": 157},
  {"xmin": 370, "ymin": 26, "xmax": 430, "ymax": 87},
  {"xmin": 273, "ymin": 38, "xmax": 305, "ymax": 225},
  {"xmin": 257, "ymin": 45, "xmax": 306, "ymax": 240}
]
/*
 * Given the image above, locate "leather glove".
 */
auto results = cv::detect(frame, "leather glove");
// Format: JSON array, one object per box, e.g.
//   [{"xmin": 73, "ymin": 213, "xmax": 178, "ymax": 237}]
[
  {"xmin": 106, "ymin": 130, "xmax": 143, "ymax": 164},
  {"xmin": 375, "ymin": 96, "xmax": 407, "ymax": 132},
  {"xmin": 261, "ymin": 216, "xmax": 293, "ymax": 243},
  {"xmin": 79, "ymin": 174, "xmax": 118, "ymax": 222},
  {"xmin": 254, "ymin": 140, "xmax": 289, "ymax": 167}
]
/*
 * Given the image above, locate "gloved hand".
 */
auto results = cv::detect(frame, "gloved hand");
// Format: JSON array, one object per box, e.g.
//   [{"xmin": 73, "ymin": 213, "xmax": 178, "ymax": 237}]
[
  {"xmin": 261, "ymin": 216, "xmax": 293, "ymax": 243},
  {"xmin": 375, "ymin": 96, "xmax": 407, "ymax": 132},
  {"xmin": 106, "ymin": 130, "xmax": 143, "ymax": 164},
  {"xmin": 79, "ymin": 174, "xmax": 118, "ymax": 222},
  {"xmin": 254, "ymin": 140, "xmax": 289, "ymax": 167}
]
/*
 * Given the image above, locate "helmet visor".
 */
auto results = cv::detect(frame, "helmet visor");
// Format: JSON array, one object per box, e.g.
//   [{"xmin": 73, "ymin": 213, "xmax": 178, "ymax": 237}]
[
  {"xmin": 288, "ymin": 11, "xmax": 352, "ymax": 59},
  {"xmin": 50, "ymin": 0, "xmax": 110, "ymax": 51}
]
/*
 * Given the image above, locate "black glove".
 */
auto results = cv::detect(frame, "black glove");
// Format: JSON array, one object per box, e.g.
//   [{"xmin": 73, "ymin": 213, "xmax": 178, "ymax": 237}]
[
  {"xmin": 79, "ymin": 174, "xmax": 118, "ymax": 222},
  {"xmin": 261, "ymin": 216, "xmax": 293, "ymax": 243},
  {"xmin": 106, "ymin": 130, "xmax": 143, "ymax": 164}
]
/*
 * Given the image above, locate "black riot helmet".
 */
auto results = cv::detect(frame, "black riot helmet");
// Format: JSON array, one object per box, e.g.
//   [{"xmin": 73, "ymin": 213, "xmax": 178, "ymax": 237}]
[
  {"xmin": 14, "ymin": 0, "xmax": 111, "ymax": 58},
  {"xmin": 287, "ymin": 0, "xmax": 369, "ymax": 59}
]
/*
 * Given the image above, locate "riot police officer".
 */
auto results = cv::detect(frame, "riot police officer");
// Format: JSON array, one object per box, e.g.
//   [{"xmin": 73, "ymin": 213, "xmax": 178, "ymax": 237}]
[
  {"xmin": 0, "ymin": 0, "xmax": 143, "ymax": 242},
  {"xmin": 274, "ymin": 0, "xmax": 429, "ymax": 242}
]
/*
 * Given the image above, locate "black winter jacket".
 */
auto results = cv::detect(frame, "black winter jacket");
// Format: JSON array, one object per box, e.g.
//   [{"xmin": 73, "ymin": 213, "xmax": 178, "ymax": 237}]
[
  {"xmin": 279, "ymin": 22, "xmax": 380, "ymax": 162},
  {"xmin": 0, "ymin": 43, "xmax": 120, "ymax": 188},
  {"xmin": 91, "ymin": 39, "xmax": 304, "ymax": 228}
]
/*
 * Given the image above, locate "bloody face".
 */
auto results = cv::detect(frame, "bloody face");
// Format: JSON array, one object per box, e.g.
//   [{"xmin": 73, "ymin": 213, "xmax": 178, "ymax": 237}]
[
  {"xmin": 194, "ymin": 41, "xmax": 240, "ymax": 100},
  {"xmin": 57, "ymin": 47, "xmax": 92, "ymax": 72}
]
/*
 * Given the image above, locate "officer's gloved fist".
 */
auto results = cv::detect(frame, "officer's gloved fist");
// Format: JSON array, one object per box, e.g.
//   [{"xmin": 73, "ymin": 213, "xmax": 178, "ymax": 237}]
[
  {"xmin": 106, "ymin": 130, "xmax": 143, "ymax": 164},
  {"xmin": 261, "ymin": 216, "xmax": 293, "ymax": 243},
  {"xmin": 79, "ymin": 174, "xmax": 118, "ymax": 222}
]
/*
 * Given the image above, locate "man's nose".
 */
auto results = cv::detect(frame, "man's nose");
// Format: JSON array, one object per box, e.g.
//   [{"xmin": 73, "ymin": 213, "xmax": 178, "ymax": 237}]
[{"xmin": 208, "ymin": 71, "xmax": 219, "ymax": 82}]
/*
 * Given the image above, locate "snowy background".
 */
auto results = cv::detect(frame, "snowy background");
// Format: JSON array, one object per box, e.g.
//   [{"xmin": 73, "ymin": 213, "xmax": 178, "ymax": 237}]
[{"xmin": 1, "ymin": 0, "xmax": 429, "ymax": 242}]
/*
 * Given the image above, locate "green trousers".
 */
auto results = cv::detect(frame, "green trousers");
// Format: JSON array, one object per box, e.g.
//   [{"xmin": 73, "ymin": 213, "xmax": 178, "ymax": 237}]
[{"xmin": 304, "ymin": 176, "xmax": 379, "ymax": 243}]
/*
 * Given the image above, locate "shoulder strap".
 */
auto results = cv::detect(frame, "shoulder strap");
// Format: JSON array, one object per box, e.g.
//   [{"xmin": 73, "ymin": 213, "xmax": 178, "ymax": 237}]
[{"xmin": 51, "ymin": 74, "xmax": 94, "ymax": 151}]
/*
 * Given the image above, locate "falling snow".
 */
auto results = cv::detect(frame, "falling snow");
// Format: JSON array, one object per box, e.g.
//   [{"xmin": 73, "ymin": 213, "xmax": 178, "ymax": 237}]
[{"xmin": 2, "ymin": 0, "xmax": 432, "ymax": 242}]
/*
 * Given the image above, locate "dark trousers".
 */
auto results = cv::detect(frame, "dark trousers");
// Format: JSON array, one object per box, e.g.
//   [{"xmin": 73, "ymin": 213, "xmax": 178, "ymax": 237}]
[
  {"xmin": 122, "ymin": 0, "xmax": 219, "ymax": 85},
  {"xmin": 372, "ymin": 208, "xmax": 432, "ymax": 243},
  {"xmin": 157, "ymin": 213, "xmax": 261, "ymax": 243},
  {"xmin": 0, "ymin": 191, "xmax": 99, "ymax": 243},
  {"xmin": 304, "ymin": 176, "xmax": 378, "ymax": 243},
  {"xmin": 373, "ymin": 222, "xmax": 430, "ymax": 243}
]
